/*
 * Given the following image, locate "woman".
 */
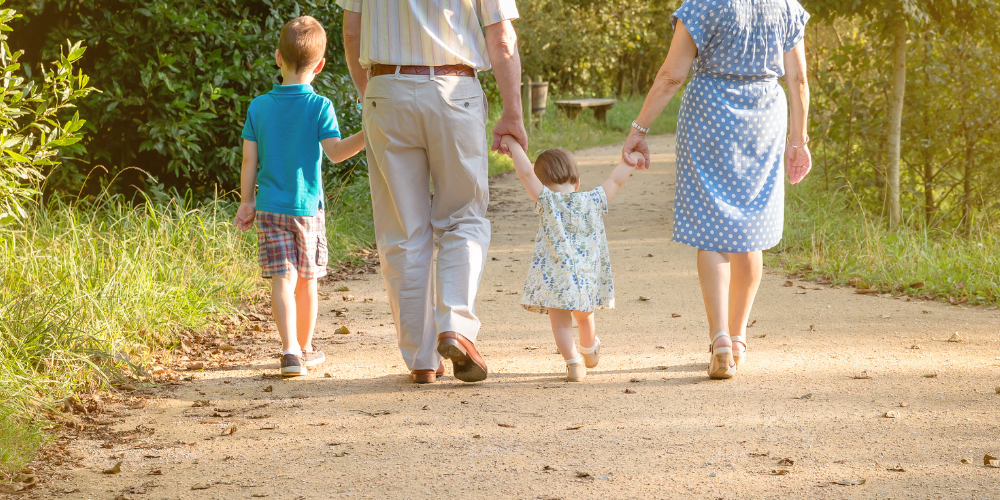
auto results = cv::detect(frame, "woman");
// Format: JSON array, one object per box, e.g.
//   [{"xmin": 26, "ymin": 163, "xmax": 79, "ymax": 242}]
[{"xmin": 623, "ymin": 0, "xmax": 812, "ymax": 379}]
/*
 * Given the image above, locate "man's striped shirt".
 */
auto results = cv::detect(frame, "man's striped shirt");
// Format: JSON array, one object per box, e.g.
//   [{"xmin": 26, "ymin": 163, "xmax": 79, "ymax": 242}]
[{"xmin": 336, "ymin": 0, "xmax": 519, "ymax": 71}]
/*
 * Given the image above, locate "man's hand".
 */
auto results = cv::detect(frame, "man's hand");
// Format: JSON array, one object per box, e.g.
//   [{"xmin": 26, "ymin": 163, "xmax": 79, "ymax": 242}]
[
  {"xmin": 786, "ymin": 144, "xmax": 812, "ymax": 184},
  {"xmin": 622, "ymin": 129, "xmax": 651, "ymax": 169},
  {"xmin": 234, "ymin": 202, "xmax": 256, "ymax": 231},
  {"xmin": 493, "ymin": 115, "xmax": 527, "ymax": 155}
]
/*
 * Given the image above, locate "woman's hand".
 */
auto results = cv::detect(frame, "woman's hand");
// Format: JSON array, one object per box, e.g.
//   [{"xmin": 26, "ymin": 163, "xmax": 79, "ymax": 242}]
[
  {"xmin": 622, "ymin": 129, "xmax": 651, "ymax": 169},
  {"xmin": 785, "ymin": 144, "xmax": 812, "ymax": 184}
]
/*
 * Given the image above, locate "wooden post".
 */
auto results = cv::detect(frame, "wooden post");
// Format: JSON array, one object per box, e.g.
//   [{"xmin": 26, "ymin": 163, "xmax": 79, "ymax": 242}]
[{"xmin": 522, "ymin": 75, "xmax": 532, "ymax": 140}]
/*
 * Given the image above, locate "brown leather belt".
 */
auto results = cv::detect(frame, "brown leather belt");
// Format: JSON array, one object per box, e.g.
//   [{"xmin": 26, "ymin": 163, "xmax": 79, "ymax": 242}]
[{"xmin": 369, "ymin": 64, "xmax": 475, "ymax": 77}]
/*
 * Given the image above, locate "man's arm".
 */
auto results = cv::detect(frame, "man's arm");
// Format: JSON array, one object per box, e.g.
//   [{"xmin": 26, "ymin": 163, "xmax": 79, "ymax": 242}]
[
  {"xmin": 321, "ymin": 132, "xmax": 366, "ymax": 164},
  {"xmin": 484, "ymin": 20, "xmax": 527, "ymax": 153},
  {"xmin": 343, "ymin": 10, "xmax": 368, "ymax": 97}
]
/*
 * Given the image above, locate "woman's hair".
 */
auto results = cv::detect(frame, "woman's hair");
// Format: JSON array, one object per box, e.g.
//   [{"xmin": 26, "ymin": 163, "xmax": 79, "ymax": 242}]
[{"xmin": 533, "ymin": 148, "xmax": 579, "ymax": 186}]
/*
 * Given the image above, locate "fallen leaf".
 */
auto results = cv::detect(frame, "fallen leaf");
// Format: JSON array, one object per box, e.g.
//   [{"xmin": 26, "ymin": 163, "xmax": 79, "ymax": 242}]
[
  {"xmin": 342, "ymin": 295, "xmax": 356, "ymax": 302},
  {"xmin": 855, "ymin": 289, "xmax": 878, "ymax": 294},
  {"xmin": 263, "ymin": 385, "xmax": 273, "ymax": 392},
  {"xmin": 887, "ymin": 466, "xmax": 905, "ymax": 472},
  {"xmin": 769, "ymin": 469, "xmax": 790, "ymax": 476},
  {"xmin": 986, "ymin": 454, "xmax": 999, "ymax": 466},
  {"xmin": 783, "ymin": 281, "xmax": 793, "ymax": 287},
  {"xmin": 755, "ymin": 334, "xmax": 767, "ymax": 338},
  {"xmin": 186, "ymin": 362, "xmax": 204, "ymax": 370},
  {"xmin": 199, "ymin": 419, "xmax": 223, "ymax": 424},
  {"xmin": 909, "ymin": 281, "xmax": 924, "ymax": 289},
  {"xmin": 221, "ymin": 424, "xmax": 237, "ymax": 436},
  {"xmin": 795, "ymin": 290, "xmax": 807, "ymax": 294},
  {"xmin": 948, "ymin": 333, "xmax": 963, "ymax": 342},
  {"xmin": 671, "ymin": 313, "xmax": 682, "ymax": 318},
  {"xmin": 565, "ymin": 426, "xmax": 582, "ymax": 430},
  {"xmin": 147, "ymin": 469, "xmax": 162, "ymax": 476},
  {"xmin": 143, "ymin": 455, "xmax": 160, "ymax": 459},
  {"xmin": 629, "ymin": 378, "xmax": 643, "ymax": 383},
  {"xmin": 899, "ymin": 401, "xmax": 909, "ymax": 407},
  {"xmin": 639, "ymin": 296, "xmax": 651, "ymax": 301},
  {"xmin": 749, "ymin": 452, "xmax": 769, "ymax": 457},
  {"xmin": 498, "ymin": 423, "xmax": 515, "ymax": 428},
  {"xmin": 777, "ymin": 458, "xmax": 794, "ymax": 466},
  {"xmin": 910, "ymin": 344, "xmax": 922, "ymax": 349},
  {"xmin": 624, "ymin": 388, "xmax": 636, "ymax": 394},
  {"xmin": 191, "ymin": 484, "xmax": 211, "ymax": 490},
  {"xmin": 795, "ymin": 393, "xmax": 812, "ymax": 400},
  {"xmin": 833, "ymin": 479, "xmax": 866, "ymax": 486},
  {"xmin": 259, "ymin": 424, "xmax": 278, "ymax": 430},
  {"xmin": 961, "ymin": 458, "xmax": 973, "ymax": 464},
  {"xmin": 102, "ymin": 461, "xmax": 122, "ymax": 474},
  {"xmin": 922, "ymin": 373, "xmax": 938, "ymax": 378},
  {"xmin": 655, "ymin": 345, "xmax": 666, "ymax": 349},
  {"xmin": 335, "ymin": 286, "xmax": 350, "ymax": 292},
  {"xmin": 884, "ymin": 411, "xmax": 900, "ymax": 418},
  {"xmin": 653, "ymin": 366, "xmax": 668, "ymax": 370},
  {"xmin": 335, "ymin": 326, "xmax": 351, "ymax": 335},
  {"xmin": 542, "ymin": 465, "xmax": 556, "ymax": 471},
  {"xmin": 524, "ymin": 346, "xmax": 540, "ymax": 350},
  {"xmin": 995, "ymin": 387, "xmax": 1000, "ymax": 395},
  {"xmin": 854, "ymin": 371, "xmax": 871, "ymax": 380},
  {"xmin": 324, "ymin": 372, "xmax": 332, "ymax": 378},
  {"xmin": 646, "ymin": 254, "xmax": 653, "ymax": 257},
  {"xmin": 575, "ymin": 471, "xmax": 592, "ymax": 478}
]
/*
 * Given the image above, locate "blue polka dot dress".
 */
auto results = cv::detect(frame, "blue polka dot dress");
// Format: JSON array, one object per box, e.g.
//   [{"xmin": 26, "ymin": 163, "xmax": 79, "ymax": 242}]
[{"xmin": 670, "ymin": 0, "xmax": 809, "ymax": 252}]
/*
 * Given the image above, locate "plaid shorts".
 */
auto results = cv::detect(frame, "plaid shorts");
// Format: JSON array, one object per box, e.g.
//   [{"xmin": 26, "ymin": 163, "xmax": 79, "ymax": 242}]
[{"xmin": 255, "ymin": 210, "xmax": 328, "ymax": 279}]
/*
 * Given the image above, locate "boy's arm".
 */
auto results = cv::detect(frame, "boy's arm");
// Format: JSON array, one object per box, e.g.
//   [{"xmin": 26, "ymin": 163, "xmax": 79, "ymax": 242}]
[
  {"xmin": 320, "ymin": 132, "xmax": 366, "ymax": 164},
  {"xmin": 501, "ymin": 135, "xmax": 543, "ymax": 201},
  {"xmin": 600, "ymin": 152, "xmax": 641, "ymax": 202},
  {"xmin": 234, "ymin": 139, "xmax": 258, "ymax": 231}
]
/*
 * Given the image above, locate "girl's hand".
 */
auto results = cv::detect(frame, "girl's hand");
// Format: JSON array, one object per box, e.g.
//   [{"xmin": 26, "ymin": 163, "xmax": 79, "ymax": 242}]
[
  {"xmin": 233, "ymin": 202, "xmax": 256, "ymax": 231},
  {"xmin": 622, "ymin": 129, "xmax": 650, "ymax": 169},
  {"xmin": 786, "ymin": 144, "xmax": 812, "ymax": 185}
]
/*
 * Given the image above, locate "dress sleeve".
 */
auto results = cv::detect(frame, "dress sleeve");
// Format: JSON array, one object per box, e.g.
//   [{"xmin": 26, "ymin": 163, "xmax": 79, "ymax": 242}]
[
  {"xmin": 317, "ymin": 99, "xmax": 342, "ymax": 141},
  {"xmin": 783, "ymin": 0, "xmax": 810, "ymax": 52},
  {"xmin": 671, "ymin": 0, "xmax": 713, "ymax": 56},
  {"xmin": 591, "ymin": 187, "xmax": 609, "ymax": 215},
  {"xmin": 534, "ymin": 186, "xmax": 552, "ymax": 215},
  {"xmin": 479, "ymin": 0, "xmax": 519, "ymax": 27},
  {"xmin": 335, "ymin": 0, "xmax": 362, "ymax": 13}
]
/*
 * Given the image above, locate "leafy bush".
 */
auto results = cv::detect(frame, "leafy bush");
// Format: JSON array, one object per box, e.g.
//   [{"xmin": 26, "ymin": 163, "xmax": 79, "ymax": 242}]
[
  {"xmin": 0, "ymin": 2, "xmax": 93, "ymax": 224},
  {"xmin": 9, "ymin": 0, "xmax": 363, "ymax": 196}
]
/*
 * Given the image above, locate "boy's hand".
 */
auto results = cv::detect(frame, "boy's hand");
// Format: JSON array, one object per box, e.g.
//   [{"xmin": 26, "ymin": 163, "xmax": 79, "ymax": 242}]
[{"xmin": 234, "ymin": 202, "xmax": 256, "ymax": 231}]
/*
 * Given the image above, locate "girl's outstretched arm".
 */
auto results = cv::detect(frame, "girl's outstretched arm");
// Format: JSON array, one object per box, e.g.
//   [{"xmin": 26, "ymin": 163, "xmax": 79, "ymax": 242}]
[
  {"xmin": 500, "ymin": 135, "xmax": 543, "ymax": 201},
  {"xmin": 600, "ymin": 152, "xmax": 642, "ymax": 202}
]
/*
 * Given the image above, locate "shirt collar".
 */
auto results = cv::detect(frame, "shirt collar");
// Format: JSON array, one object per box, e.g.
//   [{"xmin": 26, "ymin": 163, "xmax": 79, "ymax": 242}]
[{"xmin": 269, "ymin": 84, "xmax": 315, "ymax": 95}]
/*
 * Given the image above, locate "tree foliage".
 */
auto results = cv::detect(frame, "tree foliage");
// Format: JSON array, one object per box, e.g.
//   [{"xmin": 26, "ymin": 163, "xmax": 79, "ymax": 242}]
[
  {"xmin": 0, "ymin": 1, "xmax": 94, "ymax": 224},
  {"xmin": 9, "ymin": 0, "xmax": 362, "ymax": 196}
]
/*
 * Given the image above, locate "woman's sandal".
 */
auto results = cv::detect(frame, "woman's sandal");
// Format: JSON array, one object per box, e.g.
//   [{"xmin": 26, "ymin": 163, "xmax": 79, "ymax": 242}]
[
  {"xmin": 731, "ymin": 335, "xmax": 747, "ymax": 369},
  {"xmin": 707, "ymin": 332, "xmax": 736, "ymax": 379}
]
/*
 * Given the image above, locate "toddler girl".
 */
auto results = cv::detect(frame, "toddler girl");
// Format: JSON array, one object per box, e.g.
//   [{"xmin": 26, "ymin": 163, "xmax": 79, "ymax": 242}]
[{"xmin": 499, "ymin": 135, "xmax": 639, "ymax": 382}]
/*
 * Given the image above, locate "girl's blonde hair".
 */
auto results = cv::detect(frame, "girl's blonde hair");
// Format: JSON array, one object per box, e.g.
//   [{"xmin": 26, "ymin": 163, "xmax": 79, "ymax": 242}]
[{"xmin": 533, "ymin": 148, "xmax": 579, "ymax": 186}]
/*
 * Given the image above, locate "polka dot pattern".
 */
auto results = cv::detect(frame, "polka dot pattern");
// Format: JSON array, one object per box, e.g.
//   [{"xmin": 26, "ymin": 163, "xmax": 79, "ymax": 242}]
[{"xmin": 669, "ymin": 0, "xmax": 809, "ymax": 253}]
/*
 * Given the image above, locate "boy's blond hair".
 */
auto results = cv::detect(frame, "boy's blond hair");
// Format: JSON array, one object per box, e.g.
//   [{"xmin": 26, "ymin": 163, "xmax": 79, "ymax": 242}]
[
  {"xmin": 534, "ymin": 148, "xmax": 579, "ymax": 186},
  {"xmin": 279, "ymin": 16, "xmax": 327, "ymax": 73}
]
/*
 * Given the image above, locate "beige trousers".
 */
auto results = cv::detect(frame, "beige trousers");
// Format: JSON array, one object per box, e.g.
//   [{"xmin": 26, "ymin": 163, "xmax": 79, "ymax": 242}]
[{"xmin": 362, "ymin": 73, "xmax": 491, "ymax": 371}]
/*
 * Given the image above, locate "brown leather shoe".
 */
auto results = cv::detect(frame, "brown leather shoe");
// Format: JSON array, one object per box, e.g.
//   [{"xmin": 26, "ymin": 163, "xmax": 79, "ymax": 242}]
[
  {"xmin": 437, "ymin": 332, "xmax": 487, "ymax": 382},
  {"xmin": 411, "ymin": 362, "xmax": 445, "ymax": 384}
]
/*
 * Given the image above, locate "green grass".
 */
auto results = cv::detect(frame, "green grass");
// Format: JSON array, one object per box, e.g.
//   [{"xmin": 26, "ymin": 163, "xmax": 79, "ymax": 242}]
[
  {"xmin": 0, "ymin": 176, "xmax": 374, "ymax": 476},
  {"xmin": 487, "ymin": 93, "xmax": 682, "ymax": 176},
  {"xmin": 769, "ymin": 185, "xmax": 1000, "ymax": 306}
]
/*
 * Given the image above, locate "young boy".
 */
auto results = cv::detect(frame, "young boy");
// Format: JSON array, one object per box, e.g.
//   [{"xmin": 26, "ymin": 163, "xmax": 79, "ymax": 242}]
[{"xmin": 234, "ymin": 16, "xmax": 365, "ymax": 377}]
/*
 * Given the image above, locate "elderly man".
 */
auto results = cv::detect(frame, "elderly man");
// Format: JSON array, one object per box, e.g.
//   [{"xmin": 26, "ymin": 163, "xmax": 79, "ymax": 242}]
[{"xmin": 338, "ymin": 0, "xmax": 527, "ymax": 384}]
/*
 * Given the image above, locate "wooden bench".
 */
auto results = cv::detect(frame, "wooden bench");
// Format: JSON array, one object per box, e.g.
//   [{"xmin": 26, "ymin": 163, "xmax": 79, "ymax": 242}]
[{"xmin": 554, "ymin": 98, "xmax": 618, "ymax": 123}]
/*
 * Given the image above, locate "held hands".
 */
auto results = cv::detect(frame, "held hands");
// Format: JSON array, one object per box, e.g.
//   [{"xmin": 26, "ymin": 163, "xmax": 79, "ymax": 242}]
[
  {"xmin": 622, "ymin": 129, "xmax": 651, "ymax": 169},
  {"xmin": 498, "ymin": 134, "xmax": 524, "ymax": 157},
  {"xmin": 233, "ymin": 202, "xmax": 256, "ymax": 231},
  {"xmin": 785, "ymin": 144, "xmax": 812, "ymax": 185},
  {"xmin": 492, "ymin": 113, "xmax": 528, "ymax": 157}
]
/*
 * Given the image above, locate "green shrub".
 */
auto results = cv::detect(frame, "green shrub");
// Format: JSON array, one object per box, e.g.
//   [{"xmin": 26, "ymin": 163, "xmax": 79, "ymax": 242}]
[
  {"xmin": 0, "ymin": 1, "xmax": 93, "ymax": 224},
  {"xmin": 9, "ymin": 0, "xmax": 363, "ymax": 196}
]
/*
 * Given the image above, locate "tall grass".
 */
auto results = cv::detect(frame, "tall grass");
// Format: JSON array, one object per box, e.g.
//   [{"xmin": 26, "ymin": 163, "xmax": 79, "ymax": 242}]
[
  {"xmin": 770, "ymin": 185, "xmax": 1000, "ymax": 306},
  {"xmin": 0, "ymin": 176, "xmax": 374, "ymax": 475},
  {"xmin": 487, "ymin": 93, "xmax": 682, "ymax": 175}
]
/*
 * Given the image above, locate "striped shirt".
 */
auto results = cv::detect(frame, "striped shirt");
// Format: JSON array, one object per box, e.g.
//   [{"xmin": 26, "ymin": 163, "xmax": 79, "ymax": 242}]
[{"xmin": 336, "ymin": 0, "xmax": 519, "ymax": 71}]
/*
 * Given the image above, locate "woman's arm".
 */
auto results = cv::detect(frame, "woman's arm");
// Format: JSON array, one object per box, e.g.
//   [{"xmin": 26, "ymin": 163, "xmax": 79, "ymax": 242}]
[
  {"xmin": 783, "ymin": 40, "xmax": 811, "ymax": 184},
  {"xmin": 600, "ymin": 152, "xmax": 642, "ymax": 202},
  {"xmin": 500, "ymin": 135, "xmax": 543, "ymax": 201},
  {"xmin": 623, "ymin": 20, "xmax": 698, "ymax": 169},
  {"xmin": 320, "ymin": 132, "xmax": 366, "ymax": 164}
]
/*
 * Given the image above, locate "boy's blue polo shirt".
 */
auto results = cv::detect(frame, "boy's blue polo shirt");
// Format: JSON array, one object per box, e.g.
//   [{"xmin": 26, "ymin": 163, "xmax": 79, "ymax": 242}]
[{"xmin": 241, "ymin": 84, "xmax": 341, "ymax": 216}]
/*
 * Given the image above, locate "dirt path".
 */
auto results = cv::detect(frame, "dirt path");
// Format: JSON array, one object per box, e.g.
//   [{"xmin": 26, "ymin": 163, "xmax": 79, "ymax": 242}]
[{"xmin": 27, "ymin": 135, "xmax": 1000, "ymax": 499}]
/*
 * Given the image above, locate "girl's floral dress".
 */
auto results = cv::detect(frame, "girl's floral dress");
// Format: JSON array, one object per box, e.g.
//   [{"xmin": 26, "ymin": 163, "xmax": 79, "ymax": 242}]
[{"xmin": 521, "ymin": 186, "xmax": 615, "ymax": 313}]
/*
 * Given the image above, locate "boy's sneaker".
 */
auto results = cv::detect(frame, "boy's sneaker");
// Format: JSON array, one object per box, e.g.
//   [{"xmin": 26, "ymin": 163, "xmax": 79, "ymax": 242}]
[
  {"xmin": 281, "ymin": 354, "xmax": 307, "ymax": 377},
  {"xmin": 302, "ymin": 345, "xmax": 326, "ymax": 367}
]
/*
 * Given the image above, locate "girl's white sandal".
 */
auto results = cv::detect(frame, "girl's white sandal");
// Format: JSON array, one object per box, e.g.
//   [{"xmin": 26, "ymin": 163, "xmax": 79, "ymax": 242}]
[
  {"xmin": 581, "ymin": 338, "xmax": 600, "ymax": 368},
  {"xmin": 731, "ymin": 335, "xmax": 747, "ymax": 369},
  {"xmin": 707, "ymin": 332, "xmax": 735, "ymax": 379},
  {"xmin": 566, "ymin": 355, "xmax": 586, "ymax": 382}
]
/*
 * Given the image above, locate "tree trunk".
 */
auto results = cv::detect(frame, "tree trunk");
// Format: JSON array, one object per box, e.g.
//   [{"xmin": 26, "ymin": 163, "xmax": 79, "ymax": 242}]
[{"xmin": 886, "ymin": 17, "xmax": 908, "ymax": 229}]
